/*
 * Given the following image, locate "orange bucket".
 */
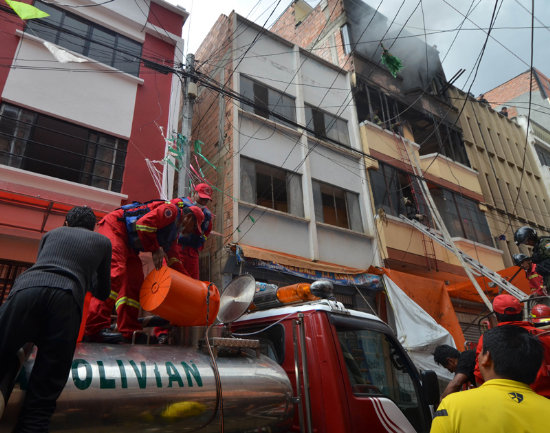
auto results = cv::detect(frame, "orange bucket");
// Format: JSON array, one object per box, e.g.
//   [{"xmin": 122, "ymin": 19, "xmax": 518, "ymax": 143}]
[{"xmin": 140, "ymin": 266, "xmax": 220, "ymax": 326}]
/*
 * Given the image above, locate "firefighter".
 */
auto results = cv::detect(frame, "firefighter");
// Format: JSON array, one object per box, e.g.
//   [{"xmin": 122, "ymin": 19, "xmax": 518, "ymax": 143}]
[
  {"xmin": 84, "ymin": 199, "xmax": 204, "ymax": 343},
  {"xmin": 531, "ymin": 304, "xmax": 550, "ymax": 326},
  {"xmin": 514, "ymin": 227, "xmax": 550, "ymax": 307},
  {"xmin": 512, "ymin": 253, "xmax": 545, "ymax": 296},
  {"xmin": 176, "ymin": 183, "xmax": 213, "ymax": 279}
]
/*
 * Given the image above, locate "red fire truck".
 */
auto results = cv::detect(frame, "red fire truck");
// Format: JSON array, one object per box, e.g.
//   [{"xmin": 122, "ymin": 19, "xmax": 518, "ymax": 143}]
[{"xmin": 1, "ymin": 277, "xmax": 439, "ymax": 432}]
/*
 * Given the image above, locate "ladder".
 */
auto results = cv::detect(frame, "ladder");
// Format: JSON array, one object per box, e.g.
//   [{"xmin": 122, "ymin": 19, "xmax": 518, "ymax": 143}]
[
  {"xmin": 392, "ymin": 132, "xmax": 438, "ymax": 271},
  {"xmin": 399, "ymin": 215, "xmax": 528, "ymax": 302},
  {"xmin": 397, "ymin": 135, "xmax": 493, "ymax": 310}
]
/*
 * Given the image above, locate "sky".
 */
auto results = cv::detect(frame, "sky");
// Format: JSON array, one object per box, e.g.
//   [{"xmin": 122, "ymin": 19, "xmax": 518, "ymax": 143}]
[{"xmin": 166, "ymin": 0, "xmax": 550, "ymax": 97}]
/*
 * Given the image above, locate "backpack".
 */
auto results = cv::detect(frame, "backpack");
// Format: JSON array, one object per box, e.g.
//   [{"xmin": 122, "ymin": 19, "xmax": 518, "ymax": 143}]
[{"xmin": 118, "ymin": 200, "xmax": 166, "ymax": 251}]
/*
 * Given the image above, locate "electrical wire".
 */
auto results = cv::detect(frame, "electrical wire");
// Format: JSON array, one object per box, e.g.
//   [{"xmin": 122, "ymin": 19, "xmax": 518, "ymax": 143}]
[{"xmin": 510, "ymin": 0, "xmax": 535, "ymax": 229}]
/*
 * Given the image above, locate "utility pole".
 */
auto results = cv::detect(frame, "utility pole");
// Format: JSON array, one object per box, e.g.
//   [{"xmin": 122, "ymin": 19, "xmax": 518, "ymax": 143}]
[{"xmin": 177, "ymin": 53, "xmax": 196, "ymax": 197}]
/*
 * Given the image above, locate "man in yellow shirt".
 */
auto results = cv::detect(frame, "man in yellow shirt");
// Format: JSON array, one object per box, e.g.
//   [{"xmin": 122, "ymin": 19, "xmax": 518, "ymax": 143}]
[{"xmin": 430, "ymin": 325, "xmax": 550, "ymax": 433}]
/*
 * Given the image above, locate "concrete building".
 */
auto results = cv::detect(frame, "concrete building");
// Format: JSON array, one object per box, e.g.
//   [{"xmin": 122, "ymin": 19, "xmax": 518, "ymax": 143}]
[
  {"xmin": 0, "ymin": 0, "xmax": 187, "ymax": 301},
  {"xmin": 449, "ymin": 86, "xmax": 550, "ymax": 267},
  {"xmin": 269, "ymin": 0, "xmax": 524, "ymax": 340},
  {"xmin": 482, "ymin": 69, "xmax": 550, "ymax": 231},
  {"xmin": 192, "ymin": 12, "xmax": 381, "ymax": 307},
  {"xmin": 271, "ymin": 0, "xmax": 499, "ymax": 281}
]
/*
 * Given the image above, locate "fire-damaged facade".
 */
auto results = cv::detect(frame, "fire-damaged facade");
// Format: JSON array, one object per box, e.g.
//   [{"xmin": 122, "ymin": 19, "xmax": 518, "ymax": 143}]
[
  {"xmin": 272, "ymin": 0, "xmax": 500, "ymax": 281},
  {"xmin": 270, "ymin": 0, "xmax": 525, "ymax": 341}
]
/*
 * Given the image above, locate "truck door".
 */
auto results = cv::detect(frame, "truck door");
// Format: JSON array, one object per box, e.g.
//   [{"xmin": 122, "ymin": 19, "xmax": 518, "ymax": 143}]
[{"xmin": 329, "ymin": 314, "xmax": 432, "ymax": 433}]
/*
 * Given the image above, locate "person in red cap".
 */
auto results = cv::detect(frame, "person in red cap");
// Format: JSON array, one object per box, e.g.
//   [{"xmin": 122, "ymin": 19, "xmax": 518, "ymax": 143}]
[
  {"xmin": 84, "ymin": 199, "xmax": 204, "ymax": 343},
  {"xmin": 176, "ymin": 183, "xmax": 214, "ymax": 279},
  {"xmin": 473, "ymin": 294, "xmax": 550, "ymax": 398}
]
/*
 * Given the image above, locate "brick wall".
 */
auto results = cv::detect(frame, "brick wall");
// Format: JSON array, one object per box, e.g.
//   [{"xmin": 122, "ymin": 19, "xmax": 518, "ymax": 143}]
[
  {"xmin": 271, "ymin": 0, "xmax": 350, "ymax": 69},
  {"xmin": 483, "ymin": 69, "xmax": 540, "ymax": 109},
  {"xmin": 192, "ymin": 14, "xmax": 235, "ymax": 280}
]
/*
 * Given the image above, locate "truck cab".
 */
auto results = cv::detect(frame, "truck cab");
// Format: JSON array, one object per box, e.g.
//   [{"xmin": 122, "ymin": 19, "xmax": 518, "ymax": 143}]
[{"xmin": 234, "ymin": 300, "xmax": 437, "ymax": 433}]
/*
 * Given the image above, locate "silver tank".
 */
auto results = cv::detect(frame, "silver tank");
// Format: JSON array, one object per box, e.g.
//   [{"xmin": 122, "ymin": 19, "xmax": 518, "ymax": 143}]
[{"xmin": 1, "ymin": 343, "xmax": 294, "ymax": 432}]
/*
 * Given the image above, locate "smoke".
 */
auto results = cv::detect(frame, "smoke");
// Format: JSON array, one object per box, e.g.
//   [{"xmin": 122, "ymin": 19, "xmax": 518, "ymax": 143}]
[{"xmin": 343, "ymin": 0, "xmax": 444, "ymax": 90}]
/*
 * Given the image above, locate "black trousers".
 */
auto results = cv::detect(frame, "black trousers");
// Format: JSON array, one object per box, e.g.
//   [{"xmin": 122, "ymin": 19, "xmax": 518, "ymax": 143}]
[{"xmin": 0, "ymin": 287, "xmax": 80, "ymax": 432}]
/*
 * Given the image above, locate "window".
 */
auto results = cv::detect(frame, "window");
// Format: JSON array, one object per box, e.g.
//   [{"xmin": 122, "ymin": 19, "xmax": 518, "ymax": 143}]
[
  {"xmin": 240, "ymin": 75, "xmax": 296, "ymax": 127},
  {"xmin": 369, "ymin": 162, "xmax": 429, "ymax": 221},
  {"xmin": 26, "ymin": 1, "xmax": 142, "ymax": 76},
  {"xmin": 312, "ymin": 180, "xmax": 362, "ymax": 231},
  {"xmin": 355, "ymin": 82, "xmax": 470, "ymax": 167},
  {"xmin": 240, "ymin": 157, "xmax": 304, "ymax": 217},
  {"xmin": 431, "ymin": 188, "xmax": 493, "ymax": 246},
  {"xmin": 535, "ymin": 144, "xmax": 550, "ymax": 167},
  {"xmin": 0, "ymin": 103, "xmax": 127, "ymax": 192},
  {"xmin": 305, "ymin": 104, "xmax": 350, "ymax": 146},
  {"xmin": 333, "ymin": 315, "xmax": 429, "ymax": 433},
  {"xmin": 340, "ymin": 24, "xmax": 351, "ymax": 54}
]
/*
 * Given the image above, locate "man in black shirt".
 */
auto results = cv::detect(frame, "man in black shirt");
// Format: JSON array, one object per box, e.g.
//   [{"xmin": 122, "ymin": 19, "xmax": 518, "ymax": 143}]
[
  {"xmin": 0, "ymin": 206, "xmax": 111, "ymax": 432},
  {"xmin": 434, "ymin": 344, "xmax": 477, "ymax": 400}
]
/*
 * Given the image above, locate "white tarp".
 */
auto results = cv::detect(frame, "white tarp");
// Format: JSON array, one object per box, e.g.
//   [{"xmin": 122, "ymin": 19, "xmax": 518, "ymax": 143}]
[{"xmin": 383, "ymin": 275, "xmax": 454, "ymax": 380}]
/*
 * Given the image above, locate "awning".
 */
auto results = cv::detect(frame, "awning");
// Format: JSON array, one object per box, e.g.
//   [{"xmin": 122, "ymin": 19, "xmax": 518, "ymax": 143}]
[
  {"xmin": 447, "ymin": 266, "xmax": 530, "ymax": 303},
  {"xmin": 235, "ymin": 244, "xmax": 382, "ymax": 289},
  {"xmin": 0, "ymin": 189, "xmax": 109, "ymax": 236}
]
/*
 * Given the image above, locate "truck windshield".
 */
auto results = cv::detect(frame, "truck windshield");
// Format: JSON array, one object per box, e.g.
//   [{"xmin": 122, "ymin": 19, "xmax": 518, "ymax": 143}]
[{"xmin": 336, "ymin": 325, "xmax": 425, "ymax": 431}]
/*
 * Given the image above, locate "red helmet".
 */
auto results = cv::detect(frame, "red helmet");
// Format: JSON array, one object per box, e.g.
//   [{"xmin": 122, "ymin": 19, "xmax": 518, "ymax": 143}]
[{"xmin": 531, "ymin": 304, "xmax": 550, "ymax": 324}]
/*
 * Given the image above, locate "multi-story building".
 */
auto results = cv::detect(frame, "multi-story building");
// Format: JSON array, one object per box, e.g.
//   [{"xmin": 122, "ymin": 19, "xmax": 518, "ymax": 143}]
[
  {"xmin": 192, "ymin": 12, "xmax": 381, "ymax": 308},
  {"xmin": 270, "ymin": 0, "xmax": 532, "ymax": 340},
  {"xmin": 482, "ymin": 68, "xmax": 550, "ymax": 225},
  {"xmin": 0, "ymin": 0, "xmax": 187, "ymax": 301},
  {"xmin": 449, "ymin": 86, "xmax": 550, "ymax": 267},
  {"xmin": 272, "ymin": 0, "xmax": 499, "ymax": 282}
]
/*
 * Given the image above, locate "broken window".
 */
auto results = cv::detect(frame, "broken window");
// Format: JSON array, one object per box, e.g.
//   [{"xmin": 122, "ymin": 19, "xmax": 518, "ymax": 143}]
[
  {"xmin": 369, "ymin": 162, "xmax": 429, "ymax": 222},
  {"xmin": 312, "ymin": 180, "xmax": 363, "ymax": 232},
  {"xmin": 240, "ymin": 75, "xmax": 296, "ymax": 128},
  {"xmin": 240, "ymin": 157, "xmax": 304, "ymax": 217},
  {"xmin": 354, "ymin": 82, "xmax": 470, "ymax": 166},
  {"xmin": 0, "ymin": 103, "xmax": 127, "ymax": 192},
  {"xmin": 305, "ymin": 104, "xmax": 350, "ymax": 146},
  {"xmin": 354, "ymin": 83, "xmax": 409, "ymax": 135}
]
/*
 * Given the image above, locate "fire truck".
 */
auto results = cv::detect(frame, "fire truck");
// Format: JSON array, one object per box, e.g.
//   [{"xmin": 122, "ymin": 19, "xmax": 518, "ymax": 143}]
[{"xmin": 1, "ymin": 276, "xmax": 440, "ymax": 432}]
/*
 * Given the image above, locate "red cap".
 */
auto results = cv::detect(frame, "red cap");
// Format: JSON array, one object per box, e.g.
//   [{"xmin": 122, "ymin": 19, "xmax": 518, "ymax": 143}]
[
  {"xmin": 195, "ymin": 183, "xmax": 212, "ymax": 200},
  {"xmin": 187, "ymin": 205, "xmax": 205, "ymax": 233},
  {"xmin": 493, "ymin": 294, "xmax": 522, "ymax": 315}
]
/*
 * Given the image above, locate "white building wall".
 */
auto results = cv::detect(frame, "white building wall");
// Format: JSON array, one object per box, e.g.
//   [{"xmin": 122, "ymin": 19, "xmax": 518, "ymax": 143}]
[
  {"xmin": 231, "ymin": 17, "xmax": 376, "ymax": 268},
  {"xmin": 2, "ymin": 36, "xmax": 139, "ymax": 138}
]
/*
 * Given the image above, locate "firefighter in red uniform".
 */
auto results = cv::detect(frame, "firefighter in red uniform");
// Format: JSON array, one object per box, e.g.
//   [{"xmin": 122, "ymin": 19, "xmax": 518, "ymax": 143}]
[
  {"xmin": 513, "ymin": 253, "xmax": 546, "ymax": 297},
  {"xmin": 84, "ymin": 199, "xmax": 204, "ymax": 343},
  {"xmin": 176, "ymin": 183, "xmax": 213, "ymax": 279}
]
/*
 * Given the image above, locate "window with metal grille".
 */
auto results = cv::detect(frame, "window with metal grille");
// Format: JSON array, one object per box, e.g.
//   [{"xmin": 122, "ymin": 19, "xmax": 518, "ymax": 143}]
[
  {"xmin": 26, "ymin": 1, "xmax": 142, "ymax": 76},
  {"xmin": 0, "ymin": 103, "xmax": 127, "ymax": 192},
  {"xmin": 312, "ymin": 179, "xmax": 363, "ymax": 232},
  {"xmin": 0, "ymin": 260, "xmax": 32, "ymax": 306}
]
